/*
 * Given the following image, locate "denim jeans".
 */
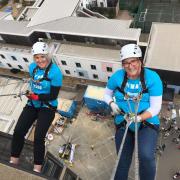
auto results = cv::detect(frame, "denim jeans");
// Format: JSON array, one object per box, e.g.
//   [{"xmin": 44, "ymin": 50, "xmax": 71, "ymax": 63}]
[{"xmin": 114, "ymin": 125, "xmax": 159, "ymax": 180}]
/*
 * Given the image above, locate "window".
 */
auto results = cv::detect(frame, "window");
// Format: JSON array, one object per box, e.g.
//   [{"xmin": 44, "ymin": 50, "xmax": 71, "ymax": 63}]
[
  {"xmin": 75, "ymin": 62, "xmax": 81, "ymax": 68},
  {"xmin": 11, "ymin": 56, "xmax": 17, "ymax": 61},
  {"xmin": 18, "ymin": 65, "xmax": 23, "ymax": 69},
  {"xmin": 61, "ymin": 60, "xmax": 67, "ymax": 65},
  {"xmin": 42, "ymin": 152, "xmax": 64, "ymax": 179},
  {"xmin": 78, "ymin": 72, "xmax": 84, "ymax": 77},
  {"xmin": 0, "ymin": 35, "xmax": 3, "ymax": 41},
  {"xmin": 23, "ymin": 57, "xmax": 28, "ymax": 62},
  {"xmin": 106, "ymin": 67, "xmax": 112, "ymax": 72},
  {"xmin": 108, "ymin": 76, "xmax": 110, "ymax": 80},
  {"xmin": 0, "ymin": 54, "xmax": 5, "ymax": 59},
  {"xmin": 100, "ymin": 2, "xmax": 104, "ymax": 7},
  {"xmin": 93, "ymin": 74, "xmax": 98, "ymax": 79},
  {"xmin": 7, "ymin": 63, "xmax": 12, "ymax": 67},
  {"xmin": 91, "ymin": 65, "xmax": 96, "ymax": 70},
  {"xmin": 65, "ymin": 70, "xmax": 70, "ymax": 74}
]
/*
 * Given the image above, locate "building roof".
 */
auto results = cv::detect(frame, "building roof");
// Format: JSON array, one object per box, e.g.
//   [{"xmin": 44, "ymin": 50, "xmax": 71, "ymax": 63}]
[
  {"xmin": 57, "ymin": 43, "xmax": 120, "ymax": 62},
  {"xmin": 27, "ymin": 0, "xmax": 80, "ymax": 27},
  {"xmin": 0, "ymin": 19, "xmax": 30, "ymax": 35},
  {"xmin": 38, "ymin": 17, "xmax": 139, "ymax": 40},
  {"xmin": 0, "ymin": 16, "xmax": 140, "ymax": 42},
  {"xmin": 145, "ymin": 23, "xmax": 180, "ymax": 72},
  {"xmin": 0, "ymin": 77, "xmax": 28, "ymax": 134},
  {"xmin": 0, "ymin": 0, "xmax": 140, "ymax": 41}
]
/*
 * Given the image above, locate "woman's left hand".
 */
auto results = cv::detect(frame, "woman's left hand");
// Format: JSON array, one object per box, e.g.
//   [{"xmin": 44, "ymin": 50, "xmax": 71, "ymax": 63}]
[{"xmin": 26, "ymin": 92, "xmax": 39, "ymax": 100}]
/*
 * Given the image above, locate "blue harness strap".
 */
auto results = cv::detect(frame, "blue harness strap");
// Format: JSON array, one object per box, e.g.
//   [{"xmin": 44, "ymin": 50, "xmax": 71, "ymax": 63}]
[
  {"xmin": 30, "ymin": 62, "xmax": 53, "ymax": 108},
  {"xmin": 116, "ymin": 68, "xmax": 148, "ymax": 96},
  {"xmin": 32, "ymin": 61, "xmax": 52, "ymax": 82}
]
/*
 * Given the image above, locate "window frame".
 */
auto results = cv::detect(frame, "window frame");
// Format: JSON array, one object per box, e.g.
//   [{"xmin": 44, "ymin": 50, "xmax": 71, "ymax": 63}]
[
  {"xmin": 93, "ymin": 74, "xmax": 98, "ymax": 79},
  {"xmin": 65, "ymin": 70, "xmax": 70, "ymax": 74},
  {"xmin": 91, "ymin": 65, "xmax": 96, "ymax": 70},
  {"xmin": 11, "ymin": 56, "xmax": 17, "ymax": 61},
  {"xmin": 18, "ymin": 65, "xmax": 23, "ymax": 69},
  {"xmin": 23, "ymin": 57, "xmax": 29, "ymax": 62},
  {"xmin": 61, "ymin": 60, "xmax": 67, "ymax": 65},
  {"xmin": 75, "ymin": 62, "xmax": 81, "ymax": 68},
  {"xmin": 0, "ymin": 54, "xmax": 5, "ymax": 59},
  {"xmin": 7, "ymin": 63, "xmax": 12, "ymax": 67},
  {"xmin": 106, "ymin": 67, "xmax": 113, "ymax": 72},
  {"xmin": 78, "ymin": 72, "xmax": 84, "ymax": 77}
]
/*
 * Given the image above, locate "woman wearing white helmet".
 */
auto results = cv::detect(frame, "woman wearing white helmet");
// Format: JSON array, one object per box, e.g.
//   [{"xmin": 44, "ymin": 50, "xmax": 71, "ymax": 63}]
[
  {"xmin": 104, "ymin": 44, "xmax": 163, "ymax": 180},
  {"xmin": 10, "ymin": 41, "xmax": 63, "ymax": 173}
]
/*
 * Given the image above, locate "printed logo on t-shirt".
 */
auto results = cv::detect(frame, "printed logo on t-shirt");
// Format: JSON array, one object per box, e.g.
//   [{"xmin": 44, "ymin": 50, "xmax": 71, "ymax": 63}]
[{"xmin": 124, "ymin": 82, "xmax": 141, "ymax": 100}]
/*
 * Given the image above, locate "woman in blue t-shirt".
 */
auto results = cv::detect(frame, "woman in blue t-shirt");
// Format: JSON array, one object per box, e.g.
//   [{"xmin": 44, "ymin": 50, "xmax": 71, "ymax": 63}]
[
  {"xmin": 104, "ymin": 44, "xmax": 163, "ymax": 180},
  {"xmin": 10, "ymin": 42, "xmax": 63, "ymax": 173}
]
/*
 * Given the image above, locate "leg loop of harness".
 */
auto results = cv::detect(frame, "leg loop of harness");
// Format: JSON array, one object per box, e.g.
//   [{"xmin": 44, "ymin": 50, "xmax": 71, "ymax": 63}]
[
  {"xmin": 141, "ymin": 121, "xmax": 159, "ymax": 132},
  {"xmin": 115, "ymin": 119, "xmax": 159, "ymax": 133}
]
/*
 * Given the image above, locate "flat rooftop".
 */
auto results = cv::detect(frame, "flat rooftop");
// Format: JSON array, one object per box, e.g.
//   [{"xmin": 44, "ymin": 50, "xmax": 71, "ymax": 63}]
[
  {"xmin": 57, "ymin": 43, "xmax": 120, "ymax": 62},
  {"xmin": 0, "ymin": 43, "xmax": 31, "ymax": 53},
  {"xmin": 145, "ymin": 23, "xmax": 180, "ymax": 72}
]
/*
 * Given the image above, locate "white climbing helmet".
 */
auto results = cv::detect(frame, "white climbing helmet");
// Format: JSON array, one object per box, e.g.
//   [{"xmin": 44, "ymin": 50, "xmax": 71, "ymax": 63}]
[
  {"xmin": 120, "ymin": 44, "xmax": 142, "ymax": 62},
  {"xmin": 32, "ymin": 42, "xmax": 49, "ymax": 55}
]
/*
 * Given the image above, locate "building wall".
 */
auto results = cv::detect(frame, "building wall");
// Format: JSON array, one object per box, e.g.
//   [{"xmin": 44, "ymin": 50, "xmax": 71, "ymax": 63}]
[
  {"xmin": 0, "ymin": 49, "xmax": 32, "ymax": 71},
  {"xmin": 54, "ymin": 53, "xmax": 121, "ymax": 82},
  {"xmin": 0, "ymin": 43, "xmax": 122, "ymax": 82}
]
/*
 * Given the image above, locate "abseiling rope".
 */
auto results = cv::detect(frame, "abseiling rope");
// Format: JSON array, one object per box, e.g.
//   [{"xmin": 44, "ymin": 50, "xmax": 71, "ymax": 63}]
[
  {"xmin": 110, "ymin": 96, "xmax": 141, "ymax": 180},
  {"xmin": 110, "ymin": 120, "xmax": 132, "ymax": 180},
  {"xmin": 134, "ymin": 99, "xmax": 141, "ymax": 180}
]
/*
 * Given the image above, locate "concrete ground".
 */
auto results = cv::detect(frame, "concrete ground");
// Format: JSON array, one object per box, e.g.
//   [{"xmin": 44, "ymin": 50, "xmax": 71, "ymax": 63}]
[
  {"xmin": 0, "ymin": 68, "xmax": 179, "ymax": 179},
  {"xmin": 47, "ymin": 106, "xmax": 116, "ymax": 180},
  {"xmin": 155, "ymin": 101, "xmax": 180, "ymax": 180},
  {"xmin": 128, "ymin": 99, "xmax": 180, "ymax": 180},
  {"xmin": 47, "ymin": 99, "xmax": 180, "ymax": 180}
]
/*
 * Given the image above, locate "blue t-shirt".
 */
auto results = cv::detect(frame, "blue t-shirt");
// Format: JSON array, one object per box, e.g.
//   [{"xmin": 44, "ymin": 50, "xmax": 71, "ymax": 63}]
[
  {"xmin": 107, "ymin": 68, "xmax": 163, "ymax": 131},
  {"xmin": 28, "ymin": 62, "xmax": 63, "ymax": 108}
]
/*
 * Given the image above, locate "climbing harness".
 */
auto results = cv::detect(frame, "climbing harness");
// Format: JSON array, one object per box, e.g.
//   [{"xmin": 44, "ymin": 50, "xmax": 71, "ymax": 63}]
[
  {"xmin": 110, "ymin": 91, "xmax": 142, "ymax": 180},
  {"xmin": 111, "ymin": 68, "xmax": 157, "ymax": 180},
  {"xmin": 117, "ymin": 68, "xmax": 148, "ymax": 97},
  {"xmin": 31, "ymin": 61, "xmax": 52, "ymax": 83},
  {"xmin": 29, "ymin": 62, "xmax": 58, "ymax": 111}
]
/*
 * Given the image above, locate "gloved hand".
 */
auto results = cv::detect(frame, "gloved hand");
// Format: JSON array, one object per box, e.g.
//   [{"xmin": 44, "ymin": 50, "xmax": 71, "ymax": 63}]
[
  {"xmin": 110, "ymin": 101, "xmax": 121, "ymax": 115},
  {"xmin": 124, "ymin": 113, "xmax": 142, "ymax": 123},
  {"xmin": 26, "ymin": 92, "xmax": 39, "ymax": 100}
]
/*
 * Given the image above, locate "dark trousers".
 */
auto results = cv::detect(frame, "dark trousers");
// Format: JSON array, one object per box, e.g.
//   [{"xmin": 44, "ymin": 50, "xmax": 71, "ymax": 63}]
[
  {"xmin": 11, "ymin": 105, "xmax": 55, "ymax": 165},
  {"xmin": 114, "ymin": 125, "xmax": 159, "ymax": 180}
]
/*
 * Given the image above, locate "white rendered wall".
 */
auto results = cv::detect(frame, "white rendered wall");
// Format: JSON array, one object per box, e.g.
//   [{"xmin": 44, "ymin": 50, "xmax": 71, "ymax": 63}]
[
  {"xmin": 54, "ymin": 54, "xmax": 121, "ymax": 82},
  {"xmin": 0, "ymin": 49, "xmax": 32, "ymax": 71}
]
